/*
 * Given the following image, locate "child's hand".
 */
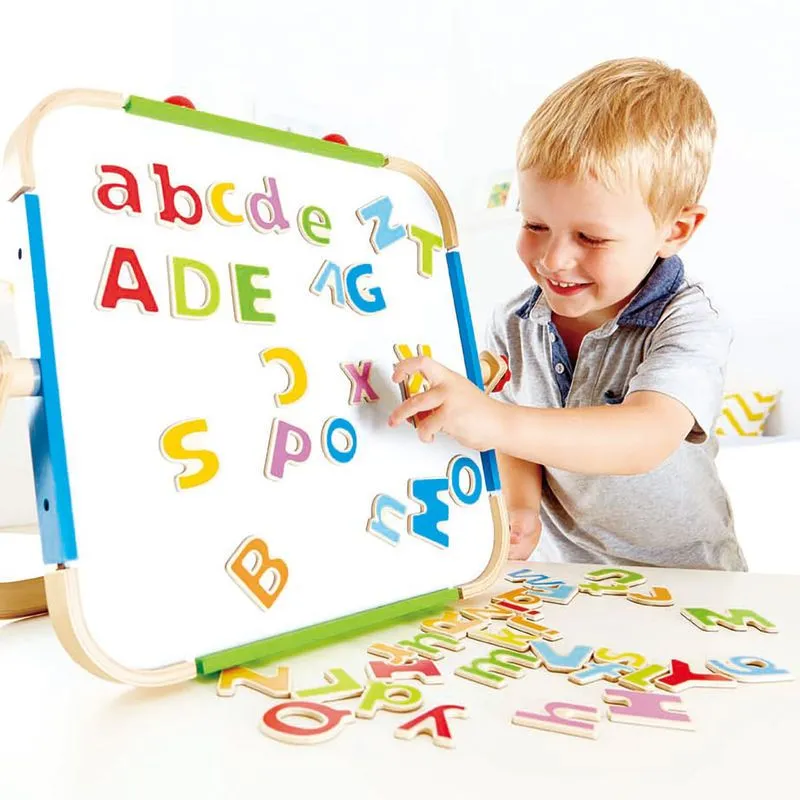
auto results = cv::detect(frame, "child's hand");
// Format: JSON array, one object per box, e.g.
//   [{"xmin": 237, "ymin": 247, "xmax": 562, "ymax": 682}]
[
  {"xmin": 388, "ymin": 356, "xmax": 502, "ymax": 451},
  {"xmin": 508, "ymin": 508, "xmax": 542, "ymax": 561}
]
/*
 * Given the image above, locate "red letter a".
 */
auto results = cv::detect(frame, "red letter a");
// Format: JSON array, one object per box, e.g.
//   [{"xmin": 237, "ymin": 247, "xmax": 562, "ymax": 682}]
[
  {"xmin": 93, "ymin": 165, "xmax": 142, "ymax": 214},
  {"xmin": 96, "ymin": 246, "xmax": 159, "ymax": 313}
]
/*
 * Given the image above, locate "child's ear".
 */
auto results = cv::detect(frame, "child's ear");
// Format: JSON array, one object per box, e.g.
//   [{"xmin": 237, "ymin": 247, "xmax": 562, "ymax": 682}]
[{"xmin": 657, "ymin": 204, "xmax": 707, "ymax": 257}]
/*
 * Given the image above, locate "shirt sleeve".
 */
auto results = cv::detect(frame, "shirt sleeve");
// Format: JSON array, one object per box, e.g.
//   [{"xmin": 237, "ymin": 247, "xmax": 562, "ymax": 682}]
[
  {"xmin": 483, "ymin": 305, "xmax": 508, "ymax": 356},
  {"xmin": 626, "ymin": 287, "xmax": 732, "ymax": 443}
]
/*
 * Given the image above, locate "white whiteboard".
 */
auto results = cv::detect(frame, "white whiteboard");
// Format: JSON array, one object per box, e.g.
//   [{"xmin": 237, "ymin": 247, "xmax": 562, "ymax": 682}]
[{"xmin": 21, "ymin": 103, "xmax": 496, "ymax": 670}]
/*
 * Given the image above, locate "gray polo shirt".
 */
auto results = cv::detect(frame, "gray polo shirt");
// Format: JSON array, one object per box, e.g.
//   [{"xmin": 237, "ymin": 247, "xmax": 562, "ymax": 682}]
[{"xmin": 485, "ymin": 255, "xmax": 747, "ymax": 571}]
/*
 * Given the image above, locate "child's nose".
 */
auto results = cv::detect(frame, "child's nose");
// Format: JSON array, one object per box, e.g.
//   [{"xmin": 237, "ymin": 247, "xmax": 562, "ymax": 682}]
[{"xmin": 541, "ymin": 238, "xmax": 578, "ymax": 275}]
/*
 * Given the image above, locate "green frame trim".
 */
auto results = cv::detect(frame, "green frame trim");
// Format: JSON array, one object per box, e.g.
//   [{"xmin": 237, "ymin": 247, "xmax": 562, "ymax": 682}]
[
  {"xmin": 195, "ymin": 587, "xmax": 458, "ymax": 675},
  {"xmin": 124, "ymin": 96, "xmax": 386, "ymax": 168}
]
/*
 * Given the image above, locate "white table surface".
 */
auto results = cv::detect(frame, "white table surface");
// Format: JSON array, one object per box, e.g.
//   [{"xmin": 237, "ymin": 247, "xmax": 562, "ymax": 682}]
[{"xmin": 1, "ymin": 560, "xmax": 799, "ymax": 799}]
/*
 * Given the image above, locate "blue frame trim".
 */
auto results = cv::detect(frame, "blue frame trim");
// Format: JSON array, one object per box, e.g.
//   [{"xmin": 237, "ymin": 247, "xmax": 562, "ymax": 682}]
[
  {"xmin": 25, "ymin": 193, "xmax": 77, "ymax": 563},
  {"xmin": 445, "ymin": 249, "xmax": 501, "ymax": 493}
]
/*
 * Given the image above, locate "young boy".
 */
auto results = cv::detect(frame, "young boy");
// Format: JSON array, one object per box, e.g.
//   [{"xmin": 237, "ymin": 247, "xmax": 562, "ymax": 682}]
[{"xmin": 389, "ymin": 57, "xmax": 747, "ymax": 571}]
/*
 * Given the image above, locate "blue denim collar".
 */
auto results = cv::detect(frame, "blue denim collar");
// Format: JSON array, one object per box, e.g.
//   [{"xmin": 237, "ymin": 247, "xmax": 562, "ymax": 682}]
[{"xmin": 515, "ymin": 255, "xmax": 685, "ymax": 329}]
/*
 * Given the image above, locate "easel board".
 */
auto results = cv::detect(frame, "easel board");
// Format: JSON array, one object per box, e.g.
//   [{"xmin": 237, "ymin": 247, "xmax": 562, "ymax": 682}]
[{"xmin": 5, "ymin": 94, "xmax": 503, "ymax": 676}]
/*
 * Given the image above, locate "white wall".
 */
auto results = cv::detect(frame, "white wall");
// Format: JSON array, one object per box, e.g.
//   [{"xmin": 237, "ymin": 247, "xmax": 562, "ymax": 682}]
[
  {"xmin": 0, "ymin": 2, "xmax": 176, "ymax": 139},
  {"xmin": 170, "ymin": 0, "xmax": 458, "ymax": 180}
]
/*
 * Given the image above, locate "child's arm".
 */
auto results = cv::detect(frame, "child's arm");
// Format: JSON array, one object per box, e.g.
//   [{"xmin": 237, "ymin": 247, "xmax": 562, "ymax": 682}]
[
  {"xmin": 389, "ymin": 292, "xmax": 731, "ymax": 476},
  {"xmin": 389, "ymin": 367, "xmax": 691, "ymax": 474},
  {"xmin": 494, "ymin": 392, "xmax": 693, "ymax": 474},
  {"xmin": 498, "ymin": 452, "xmax": 544, "ymax": 559}
]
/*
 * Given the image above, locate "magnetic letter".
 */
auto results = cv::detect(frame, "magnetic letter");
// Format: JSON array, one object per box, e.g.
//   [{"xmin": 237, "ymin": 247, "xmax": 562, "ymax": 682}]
[
  {"xmin": 309, "ymin": 260, "xmax": 346, "ymax": 307},
  {"xmin": 159, "ymin": 418, "xmax": 219, "ymax": 489},
  {"xmin": 618, "ymin": 664, "xmax": 669, "ymax": 691},
  {"xmin": 225, "ymin": 535, "xmax": 289, "ymax": 611},
  {"xmin": 231, "ymin": 263, "xmax": 275, "ymax": 324},
  {"xmin": 366, "ymin": 643, "xmax": 418, "ymax": 665},
  {"xmin": 506, "ymin": 612, "xmax": 562, "ymax": 641},
  {"xmin": 603, "ymin": 688, "xmax": 694, "ymax": 730},
  {"xmin": 654, "ymin": 659, "xmax": 737, "ymax": 692},
  {"xmin": 513, "ymin": 702, "xmax": 600, "ymax": 739},
  {"xmin": 298, "ymin": 205, "xmax": 332, "ymax": 245},
  {"xmin": 93, "ymin": 164, "xmax": 141, "ymax": 214},
  {"xmin": 530, "ymin": 642, "xmax": 594, "ymax": 673},
  {"xmin": 217, "ymin": 666, "xmax": 291, "ymax": 698},
  {"xmin": 458, "ymin": 603, "xmax": 514, "ymax": 622},
  {"xmin": 680, "ymin": 607, "xmax": 778, "ymax": 633},
  {"xmin": 344, "ymin": 263, "xmax": 386, "ymax": 314},
  {"xmin": 355, "ymin": 681, "xmax": 424, "ymax": 719},
  {"xmin": 420, "ymin": 609, "xmax": 487, "ymax": 639},
  {"xmin": 455, "ymin": 648, "xmax": 540, "ymax": 689},
  {"xmin": 490, "ymin": 587, "xmax": 543, "ymax": 614},
  {"xmin": 356, "ymin": 196, "xmax": 405, "ymax": 252},
  {"xmin": 467, "ymin": 625, "xmax": 538, "ymax": 652},
  {"xmin": 96, "ymin": 246, "xmax": 158, "ymax": 313},
  {"xmin": 365, "ymin": 659, "xmax": 443, "ymax": 684},
  {"xmin": 260, "ymin": 702, "xmax": 354, "ymax": 744},
  {"xmin": 706, "ymin": 656, "xmax": 793, "ymax": 683},
  {"xmin": 395, "ymin": 705, "xmax": 467, "ymax": 748},
  {"xmin": 169, "ymin": 256, "xmax": 220, "ymax": 318},
  {"xmin": 260, "ymin": 347, "xmax": 308, "ymax": 406},
  {"xmin": 321, "ymin": 417, "xmax": 357, "ymax": 464},
  {"xmin": 447, "ymin": 455, "xmax": 483, "ymax": 506},
  {"xmin": 366, "ymin": 494, "xmax": 406, "ymax": 546},
  {"xmin": 526, "ymin": 583, "xmax": 579, "ymax": 605},
  {"xmin": 293, "ymin": 669, "xmax": 364, "ymax": 702},
  {"xmin": 569, "ymin": 662, "xmax": 634, "ymax": 685},
  {"xmin": 265, "ymin": 418, "xmax": 312, "ymax": 480},
  {"xmin": 593, "ymin": 649, "xmax": 647, "ymax": 668},
  {"xmin": 395, "ymin": 632, "xmax": 465, "ymax": 659},
  {"xmin": 340, "ymin": 361, "xmax": 380, "ymax": 404},
  {"xmin": 505, "ymin": 568, "xmax": 561, "ymax": 584},
  {"xmin": 408, "ymin": 478, "xmax": 450, "ymax": 548},
  {"xmin": 207, "ymin": 182, "xmax": 244, "ymax": 225},
  {"xmin": 246, "ymin": 177, "xmax": 290, "ymax": 233},
  {"xmin": 150, "ymin": 163, "xmax": 202, "ymax": 227},
  {"xmin": 393, "ymin": 344, "xmax": 432, "ymax": 395},
  {"xmin": 406, "ymin": 224, "xmax": 443, "ymax": 277}
]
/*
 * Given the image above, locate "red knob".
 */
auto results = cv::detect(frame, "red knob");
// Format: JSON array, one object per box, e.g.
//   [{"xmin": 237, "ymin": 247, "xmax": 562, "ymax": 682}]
[
  {"xmin": 164, "ymin": 95, "xmax": 196, "ymax": 110},
  {"xmin": 322, "ymin": 133, "xmax": 348, "ymax": 145},
  {"xmin": 492, "ymin": 355, "xmax": 511, "ymax": 393}
]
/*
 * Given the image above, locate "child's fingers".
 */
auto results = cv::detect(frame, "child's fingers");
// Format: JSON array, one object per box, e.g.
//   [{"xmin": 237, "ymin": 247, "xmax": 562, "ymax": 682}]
[
  {"xmin": 415, "ymin": 408, "xmax": 445, "ymax": 443},
  {"xmin": 388, "ymin": 387, "xmax": 444, "ymax": 427},
  {"xmin": 508, "ymin": 538, "xmax": 536, "ymax": 561},
  {"xmin": 391, "ymin": 356, "xmax": 446, "ymax": 386}
]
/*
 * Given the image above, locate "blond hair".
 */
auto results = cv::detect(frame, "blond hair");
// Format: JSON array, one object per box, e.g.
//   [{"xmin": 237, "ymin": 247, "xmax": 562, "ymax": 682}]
[{"xmin": 516, "ymin": 57, "xmax": 716, "ymax": 226}]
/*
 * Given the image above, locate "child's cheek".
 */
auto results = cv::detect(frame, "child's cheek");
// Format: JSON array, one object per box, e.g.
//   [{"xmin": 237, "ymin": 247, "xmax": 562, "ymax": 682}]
[
  {"xmin": 585, "ymin": 254, "xmax": 621, "ymax": 291},
  {"xmin": 516, "ymin": 229, "xmax": 539, "ymax": 266}
]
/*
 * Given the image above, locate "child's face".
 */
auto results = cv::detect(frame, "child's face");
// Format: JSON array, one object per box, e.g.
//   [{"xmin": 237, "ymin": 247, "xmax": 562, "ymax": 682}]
[{"xmin": 516, "ymin": 168, "xmax": 690, "ymax": 328}]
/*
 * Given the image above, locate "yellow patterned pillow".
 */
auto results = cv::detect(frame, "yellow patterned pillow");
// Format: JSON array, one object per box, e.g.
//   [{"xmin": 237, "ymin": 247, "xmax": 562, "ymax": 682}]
[{"xmin": 715, "ymin": 391, "xmax": 781, "ymax": 437}]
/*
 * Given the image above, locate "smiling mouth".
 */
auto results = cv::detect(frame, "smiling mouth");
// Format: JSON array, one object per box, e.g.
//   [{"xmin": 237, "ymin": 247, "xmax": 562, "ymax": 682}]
[
  {"xmin": 542, "ymin": 277, "xmax": 592, "ymax": 297},
  {"xmin": 547, "ymin": 279, "xmax": 587, "ymax": 288}
]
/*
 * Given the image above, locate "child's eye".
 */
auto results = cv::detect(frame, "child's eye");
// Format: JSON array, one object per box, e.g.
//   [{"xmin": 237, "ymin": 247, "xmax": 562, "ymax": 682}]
[
  {"xmin": 579, "ymin": 233, "xmax": 608, "ymax": 246},
  {"xmin": 524, "ymin": 223, "xmax": 547, "ymax": 232}
]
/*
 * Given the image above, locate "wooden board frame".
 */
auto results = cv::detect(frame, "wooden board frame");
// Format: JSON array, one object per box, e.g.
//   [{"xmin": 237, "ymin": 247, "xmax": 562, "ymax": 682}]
[{"xmin": 1, "ymin": 89, "xmax": 509, "ymax": 686}]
